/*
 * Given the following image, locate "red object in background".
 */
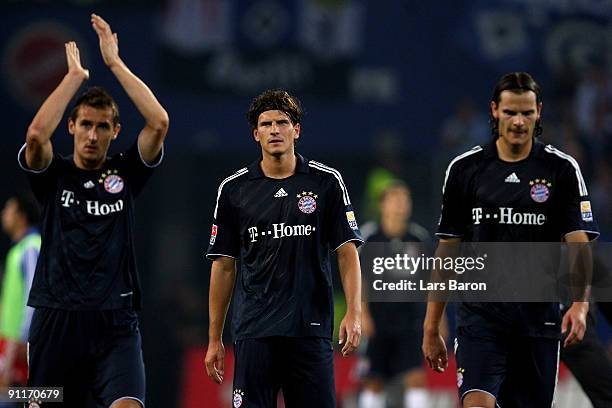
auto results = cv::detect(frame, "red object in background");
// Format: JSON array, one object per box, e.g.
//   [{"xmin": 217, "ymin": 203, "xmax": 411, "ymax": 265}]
[
  {"xmin": 0, "ymin": 338, "xmax": 28, "ymax": 385},
  {"xmin": 3, "ymin": 22, "xmax": 83, "ymax": 109},
  {"xmin": 181, "ymin": 347, "xmax": 573, "ymax": 407}
]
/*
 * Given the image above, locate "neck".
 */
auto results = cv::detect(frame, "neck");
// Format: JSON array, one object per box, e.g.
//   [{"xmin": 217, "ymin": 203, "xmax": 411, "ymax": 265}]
[
  {"xmin": 260, "ymin": 150, "xmax": 297, "ymax": 179},
  {"xmin": 73, "ymin": 151, "xmax": 105, "ymax": 170},
  {"xmin": 496, "ymin": 137, "xmax": 532, "ymax": 162},
  {"xmin": 11, "ymin": 224, "xmax": 28, "ymax": 243},
  {"xmin": 381, "ymin": 217, "xmax": 407, "ymax": 238}
]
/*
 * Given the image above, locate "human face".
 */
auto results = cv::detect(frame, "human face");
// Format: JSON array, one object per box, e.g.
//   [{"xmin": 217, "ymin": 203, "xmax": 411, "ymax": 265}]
[
  {"xmin": 491, "ymin": 90, "xmax": 541, "ymax": 152},
  {"xmin": 1, "ymin": 199, "xmax": 19, "ymax": 238},
  {"xmin": 380, "ymin": 187, "xmax": 412, "ymax": 223},
  {"xmin": 69, "ymin": 105, "xmax": 120, "ymax": 169},
  {"xmin": 253, "ymin": 110, "xmax": 300, "ymax": 157}
]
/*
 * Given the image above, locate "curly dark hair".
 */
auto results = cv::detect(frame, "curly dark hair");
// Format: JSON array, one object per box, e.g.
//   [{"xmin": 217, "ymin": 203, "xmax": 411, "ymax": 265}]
[
  {"xmin": 246, "ymin": 89, "xmax": 303, "ymax": 130},
  {"xmin": 490, "ymin": 72, "xmax": 542, "ymax": 138},
  {"xmin": 69, "ymin": 86, "xmax": 120, "ymax": 126}
]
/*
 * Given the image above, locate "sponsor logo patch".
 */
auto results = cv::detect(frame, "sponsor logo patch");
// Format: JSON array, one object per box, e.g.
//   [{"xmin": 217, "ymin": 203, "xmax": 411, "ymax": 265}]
[
  {"xmin": 580, "ymin": 200, "xmax": 593, "ymax": 222},
  {"xmin": 529, "ymin": 178, "xmax": 551, "ymax": 203},
  {"xmin": 297, "ymin": 191, "xmax": 317, "ymax": 214},
  {"xmin": 505, "ymin": 172, "xmax": 520, "ymax": 183},
  {"xmin": 346, "ymin": 211, "xmax": 358, "ymax": 230},
  {"xmin": 210, "ymin": 224, "xmax": 218, "ymax": 245},
  {"xmin": 274, "ymin": 188, "xmax": 288, "ymax": 198}
]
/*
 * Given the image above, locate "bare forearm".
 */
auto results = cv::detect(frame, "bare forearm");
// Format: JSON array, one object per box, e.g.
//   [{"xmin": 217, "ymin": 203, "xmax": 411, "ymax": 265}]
[
  {"xmin": 208, "ymin": 262, "xmax": 236, "ymax": 341},
  {"xmin": 424, "ymin": 301, "xmax": 447, "ymax": 334},
  {"xmin": 27, "ymin": 71, "xmax": 86, "ymax": 143},
  {"xmin": 338, "ymin": 245, "xmax": 362, "ymax": 313},
  {"xmin": 110, "ymin": 61, "xmax": 169, "ymax": 132}
]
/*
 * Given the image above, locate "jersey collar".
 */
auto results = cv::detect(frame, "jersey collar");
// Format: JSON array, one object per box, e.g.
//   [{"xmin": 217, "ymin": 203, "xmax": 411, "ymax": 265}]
[
  {"xmin": 248, "ymin": 153, "xmax": 310, "ymax": 179},
  {"xmin": 483, "ymin": 138, "xmax": 545, "ymax": 160}
]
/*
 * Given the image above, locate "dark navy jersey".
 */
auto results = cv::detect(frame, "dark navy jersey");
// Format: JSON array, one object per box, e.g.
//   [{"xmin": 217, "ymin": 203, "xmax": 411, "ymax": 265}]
[
  {"xmin": 18, "ymin": 142, "xmax": 163, "ymax": 310},
  {"xmin": 364, "ymin": 223, "xmax": 431, "ymax": 336},
  {"xmin": 206, "ymin": 154, "xmax": 363, "ymax": 340},
  {"xmin": 437, "ymin": 140, "xmax": 599, "ymax": 338}
]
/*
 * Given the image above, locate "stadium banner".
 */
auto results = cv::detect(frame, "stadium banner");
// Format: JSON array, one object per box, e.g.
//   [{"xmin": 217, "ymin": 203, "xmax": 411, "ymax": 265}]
[{"xmin": 361, "ymin": 242, "xmax": 610, "ymax": 302}]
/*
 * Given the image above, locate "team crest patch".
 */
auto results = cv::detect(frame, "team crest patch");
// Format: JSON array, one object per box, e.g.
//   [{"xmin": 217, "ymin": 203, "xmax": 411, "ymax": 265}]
[
  {"xmin": 529, "ymin": 178, "xmax": 551, "ymax": 203},
  {"xmin": 210, "ymin": 224, "xmax": 218, "ymax": 245},
  {"xmin": 297, "ymin": 191, "xmax": 318, "ymax": 214},
  {"xmin": 99, "ymin": 170, "xmax": 124, "ymax": 194},
  {"xmin": 346, "ymin": 211, "xmax": 358, "ymax": 230},
  {"xmin": 580, "ymin": 201, "xmax": 593, "ymax": 222},
  {"xmin": 457, "ymin": 367, "xmax": 465, "ymax": 388},
  {"xmin": 233, "ymin": 389, "xmax": 244, "ymax": 408}
]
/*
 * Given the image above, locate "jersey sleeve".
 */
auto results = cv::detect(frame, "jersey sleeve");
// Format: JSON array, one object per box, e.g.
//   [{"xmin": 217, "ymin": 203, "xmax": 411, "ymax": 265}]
[
  {"xmin": 206, "ymin": 181, "xmax": 240, "ymax": 259},
  {"xmin": 437, "ymin": 162, "xmax": 468, "ymax": 238},
  {"xmin": 555, "ymin": 161, "xmax": 599, "ymax": 240},
  {"xmin": 17, "ymin": 143, "xmax": 61, "ymax": 203},
  {"xmin": 121, "ymin": 141, "xmax": 164, "ymax": 198},
  {"xmin": 325, "ymin": 173, "xmax": 364, "ymax": 251}
]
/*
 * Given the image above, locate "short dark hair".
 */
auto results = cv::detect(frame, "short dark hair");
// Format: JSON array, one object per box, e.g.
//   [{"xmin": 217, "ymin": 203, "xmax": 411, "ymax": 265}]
[
  {"xmin": 13, "ymin": 191, "xmax": 40, "ymax": 226},
  {"xmin": 379, "ymin": 180, "xmax": 411, "ymax": 203},
  {"xmin": 246, "ymin": 89, "xmax": 303, "ymax": 130},
  {"xmin": 490, "ymin": 72, "xmax": 542, "ymax": 138},
  {"xmin": 69, "ymin": 86, "xmax": 120, "ymax": 126}
]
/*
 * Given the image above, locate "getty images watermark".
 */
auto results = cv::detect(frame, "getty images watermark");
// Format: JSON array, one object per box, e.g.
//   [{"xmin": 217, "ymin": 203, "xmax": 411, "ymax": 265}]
[
  {"xmin": 361, "ymin": 242, "xmax": 610, "ymax": 302},
  {"xmin": 372, "ymin": 253, "xmax": 488, "ymax": 292}
]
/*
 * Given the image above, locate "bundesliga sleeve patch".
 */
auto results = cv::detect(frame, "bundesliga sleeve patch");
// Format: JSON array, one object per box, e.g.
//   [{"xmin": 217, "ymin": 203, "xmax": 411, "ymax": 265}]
[
  {"xmin": 346, "ymin": 211, "xmax": 358, "ymax": 230},
  {"xmin": 210, "ymin": 224, "xmax": 218, "ymax": 245},
  {"xmin": 580, "ymin": 201, "xmax": 593, "ymax": 222}
]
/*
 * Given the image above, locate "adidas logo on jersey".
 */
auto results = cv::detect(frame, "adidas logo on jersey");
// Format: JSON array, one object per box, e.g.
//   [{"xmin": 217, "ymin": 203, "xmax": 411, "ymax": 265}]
[
  {"xmin": 83, "ymin": 180, "xmax": 95, "ymax": 189},
  {"xmin": 505, "ymin": 172, "xmax": 520, "ymax": 183},
  {"xmin": 274, "ymin": 188, "xmax": 288, "ymax": 198}
]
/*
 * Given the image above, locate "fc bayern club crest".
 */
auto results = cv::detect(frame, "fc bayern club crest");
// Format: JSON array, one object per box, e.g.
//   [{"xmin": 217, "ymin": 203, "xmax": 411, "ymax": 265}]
[
  {"xmin": 297, "ymin": 191, "xmax": 318, "ymax": 214},
  {"xmin": 99, "ymin": 169, "xmax": 124, "ymax": 194},
  {"xmin": 233, "ymin": 389, "xmax": 244, "ymax": 408},
  {"xmin": 529, "ymin": 178, "xmax": 551, "ymax": 203}
]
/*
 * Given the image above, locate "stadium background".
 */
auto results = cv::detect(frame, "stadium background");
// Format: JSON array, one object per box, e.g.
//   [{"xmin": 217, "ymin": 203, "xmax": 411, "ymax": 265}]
[{"xmin": 0, "ymin": 0, "xmax": 610, "ymax": 406}]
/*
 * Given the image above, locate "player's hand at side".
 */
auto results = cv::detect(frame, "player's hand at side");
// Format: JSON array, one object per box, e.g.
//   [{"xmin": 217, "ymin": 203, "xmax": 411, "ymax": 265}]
[
  {"xmin": 422, "ymin": 331, "xmax": 448, "ymax": 373},
  {"xmin": 90, "ymin": 14, "xmax": 121, "ymax": 68},
  {"xmin": 65, "ymin": 41, "xmax": 89, "ymax": 81},
  {"xmin": 562, "ymin": 301, "xmax": 588, "ymax": 347},
  {"xmin": 339, "ymin": 311, "xmax": 361, "ymax": 356},
  {"xmin": 205, "ymin": 340, "xmax": 225, "ymax": 384}
]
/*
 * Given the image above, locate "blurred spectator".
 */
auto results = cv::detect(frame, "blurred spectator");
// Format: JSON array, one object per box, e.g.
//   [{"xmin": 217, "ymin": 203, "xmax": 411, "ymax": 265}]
[
  {"xmin": 359, "ymin": 181, "xmax": 443, "ymax": 408},
  {"xmin": 0, "ymin": 193, "xmax": 40, "ymax": 405}
]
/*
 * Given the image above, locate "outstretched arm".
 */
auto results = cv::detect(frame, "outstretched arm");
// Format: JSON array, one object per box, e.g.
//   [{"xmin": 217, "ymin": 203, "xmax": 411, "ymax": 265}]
[
  {"xmin": 91, "ymin": 14, "xmax": 169, "ymax": 164},
  {"xmin": 25, "ymin": 42, "xmax": 89, "ymax": 170}
]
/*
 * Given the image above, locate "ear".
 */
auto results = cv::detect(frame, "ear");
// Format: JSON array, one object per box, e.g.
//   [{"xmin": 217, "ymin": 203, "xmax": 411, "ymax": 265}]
[
  {"xmin": 68, "ymin": 119, "xmax": 76, "ymax": 135},
  {"xmin": 293, "ymin": 123, "xmax": 301, "ymax": 140},
  {"xmin": 112, "ymin": 123, "xmax": 121, "ymax": 141},
  {"xmin": 536, "ymin": 102, "xmax": 543, "ymax": 120},
  {"xmin": 253, "ymin": 128, "xmax": 260, "ymax": 142},
  {"xmin": 490, "ymin": 101, "xmax": 499, "ymax": 119}
]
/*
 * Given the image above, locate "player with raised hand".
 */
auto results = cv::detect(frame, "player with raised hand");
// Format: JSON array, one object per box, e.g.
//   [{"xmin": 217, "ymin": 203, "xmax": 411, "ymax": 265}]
[{"xmin": 19, "ymin": 14, "xmax": 168, "ymax": 407}]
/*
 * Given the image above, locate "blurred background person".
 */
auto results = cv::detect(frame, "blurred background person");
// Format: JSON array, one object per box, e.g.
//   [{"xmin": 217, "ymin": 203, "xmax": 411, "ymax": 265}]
[
  {"xmin": 359, "ymin": 181, "xmax": 444, "ymax": 408},
  {"xmin": 0, "ymin": 193, "xmax": 40, "ymax": 403}
]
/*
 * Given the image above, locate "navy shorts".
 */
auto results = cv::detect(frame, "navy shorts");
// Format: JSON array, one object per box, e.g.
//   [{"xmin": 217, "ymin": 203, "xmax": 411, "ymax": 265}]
[
  {"xmin": 455, "ymin": 326, "xmax": 559, "ymax": 408},
  {"xmin": 27, "ymin": 308, "xmax": 145, "ymax": 408},
  {"xmin": 233, "ymin": 337, "xmax": 335, "ymax": 408},
  {"xmin": 364, "ymin": 333, "xmax": 423, "ymax": 380}
]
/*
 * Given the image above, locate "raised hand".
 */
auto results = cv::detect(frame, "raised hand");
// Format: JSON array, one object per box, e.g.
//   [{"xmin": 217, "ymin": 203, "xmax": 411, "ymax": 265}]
[
  {"xmin": 90, "ymin": 14, "xmax": 120, "ymax": 68},
  {"xmin": 65, "ymin": 41, "xmax": 89, "ymax": 81}
]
